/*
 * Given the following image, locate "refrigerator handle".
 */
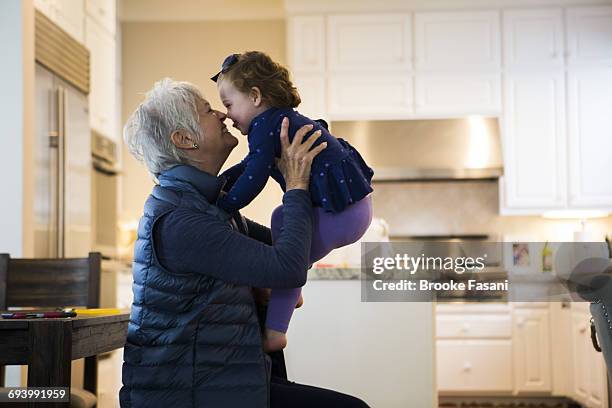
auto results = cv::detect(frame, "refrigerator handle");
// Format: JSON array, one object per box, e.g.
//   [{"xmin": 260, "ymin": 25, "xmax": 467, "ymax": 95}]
[{"xmin": 57, "ymin": 86, "xmax": 67, "ymax": 258}]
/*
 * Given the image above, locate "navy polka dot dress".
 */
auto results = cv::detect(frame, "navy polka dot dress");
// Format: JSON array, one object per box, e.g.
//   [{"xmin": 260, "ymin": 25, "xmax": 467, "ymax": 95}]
[{"xmin": 218, "ymin": 107, "xmax": 374, "ymax": 214}]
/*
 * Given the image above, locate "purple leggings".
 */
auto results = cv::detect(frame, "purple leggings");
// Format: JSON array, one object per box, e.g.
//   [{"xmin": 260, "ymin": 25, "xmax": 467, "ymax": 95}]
[{"xmin": 266, "ymin": 195, "xmax": 372, "ymax": 333}]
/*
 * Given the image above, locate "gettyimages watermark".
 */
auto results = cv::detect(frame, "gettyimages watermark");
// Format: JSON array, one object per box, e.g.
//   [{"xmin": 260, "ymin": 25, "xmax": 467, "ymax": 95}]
[{"xmin": 360, "ymin": 242, "xmax": 612, "ymax": 302}]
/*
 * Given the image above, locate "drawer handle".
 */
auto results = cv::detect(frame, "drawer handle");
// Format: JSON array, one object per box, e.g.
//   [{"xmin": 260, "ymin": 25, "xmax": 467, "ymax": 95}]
[
  {"xmin": 461, "ymin": 324, "xmax": 469, "ymax": 333},
  {"xmin": 517, "ymin": 317, "xmax": 525, "ymax": 328},
  {"xmin": 463, "ymin": 362, "xmax": 472, "ymax": 372}
]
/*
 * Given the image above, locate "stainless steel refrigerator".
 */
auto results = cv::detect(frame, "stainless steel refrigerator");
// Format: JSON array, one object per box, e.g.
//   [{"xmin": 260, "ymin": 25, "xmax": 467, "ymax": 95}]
[{"xmin": 33, "ymin": 63, "xmax": 91, "ymax": 258}]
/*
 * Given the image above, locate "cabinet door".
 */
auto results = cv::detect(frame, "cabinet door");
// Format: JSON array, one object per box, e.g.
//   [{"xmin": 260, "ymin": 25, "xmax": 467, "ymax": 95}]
[
  {"xmin": 567, "ymin": 67, "xmax": 612, "ymax": 209},
  {"xmin": 85, "ymin": 18, "xmax": 116, "ymax": 139},
  {"xmin": 566, "ymin": 6, "xmax": 612, "ymax": 65},
  {"xmin": 502, "ymin": 71, "xmax": 567, "ymax": 210},
  {"xmin": 588, "ymin": 350, "xmax": 608, "ymax": 408},
  {"xmin": 513, "ymin": 309, "xmax": 552, "ymax": 392},
  {"xmin": 414, "ymin": 72, "xmax": 500, "ymax": 116},
  {"xmin": 414, "ymin": 11, "xmax": 500, "ymax": 71},
  {"xmin": 572, "ymin": 312, "xmax": 590, "ymax": 403},
  {"xmin": 328, "ymin": 14, "xmax": 412, "ymax": 72},
  {"xmin": 328, "ymin": 73, "xmax": 413, "ymax": 119},
  {"xmin": 503, "ymin": 9, "xmax": 564, "ymax": 68},
  {"xmin": 34, "ymin": 0, "xmax": 55, "ymax": 19},
  {"xmin": 293, "ymin": 74, "xmax": 326, "ymax": 120},
  {"xmin": 34, "ymin": 0, "xmax": 84, "ymax": 43},
  {"xmin": 288, "ymin": 16, "xmax": 325, "ymax": 73},
  {"xmin": 86, "ymin": 0, "xmax": 116, "ymax": 35},
  {"xmin": 54, "ymin": 0, "xmax": 84, "ymax": 43},
  {"xmin": 437, "ymin": 339, "xmax": 513, "ymax": 392}
]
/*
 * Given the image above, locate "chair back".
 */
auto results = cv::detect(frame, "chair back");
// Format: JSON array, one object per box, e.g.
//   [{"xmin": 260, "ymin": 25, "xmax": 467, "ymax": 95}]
[{"xmin": 0, "ymin": 252, "xmax": 101, "ymax": 310}]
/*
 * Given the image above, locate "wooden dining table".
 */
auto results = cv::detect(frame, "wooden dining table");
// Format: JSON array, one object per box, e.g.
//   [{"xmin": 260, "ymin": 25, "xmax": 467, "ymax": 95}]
[{"xmin": 0, "ymin": 312, "xmax": 129, "ymax": 407}]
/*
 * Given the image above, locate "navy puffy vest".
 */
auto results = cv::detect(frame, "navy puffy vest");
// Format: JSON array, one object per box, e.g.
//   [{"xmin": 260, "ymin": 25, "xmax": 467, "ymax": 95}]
[{"xmin": 120, "ymin": 169, "xmax": 270, "ymax": 408}]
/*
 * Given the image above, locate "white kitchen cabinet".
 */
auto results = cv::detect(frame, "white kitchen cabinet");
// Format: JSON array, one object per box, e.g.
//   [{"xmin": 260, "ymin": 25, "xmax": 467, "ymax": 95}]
[
  {"xmin": 572, "ymin": 313, "xmax": 591, "ymax": 402},
  {"xmin": 328, "ymin": 73, "xmax": 413, "ymax": 119},
  {"xmin": 327, "ymin": 14, "xmax": 412, "ymax": 72},
  {"xmin": 501, "ymin": 70, "xmax": 567, "ymax": 212},
  {"xmin": 437, "ymin": 339, "xmax": 513, "ymax": 393},
  {"xmin": 571, "ymin": 310, "xmax": 609, "ymax": 408},
  {"xmin": 86, "ymin": 0, "xmax": 116, "ymax": 36},
  {"xmin": 566, "ymin": 6, "xmax": 612, "ymax": 66},
  {"xmin": 34, "ymin": 0, "xmax": 85, "ymax": 43},
  {"xmin": 34, "ymin": 0, "xmax": 54, "ymax": 18},
  {"xmin": 414, "ymin": 72, "xmax": 501, "ymax": 116},
  {"xmin": 513, "ymin": 308, "xmax": 552, "ymax": 393},
  {"xmin": 503, "ymin": 9, "xmax": 564, "ymax": 68},
  {"xmin": 567, "ymin": 67, "xmax": 612, "ymax": 210},
  {"xmin": 436, "ymin": 305, "xmax": 514, "ymax": 393},
  {"xmin": 589, "ymin": 348, "xmax": 608, "ymax": 408},
  {"xmin": 85, "ymin": 17, "xmax": 117, "ymax": 140},
  {"xmin": 288, "ymin": 16, "xmax": 325, "ymax": 73},
  {"xmin": 414, "ymin": 11, "xmax": 500, "ymax": 71},
  {"xmin": 292, "ymin": 74, "xmax": 326, "ymax": 120}
]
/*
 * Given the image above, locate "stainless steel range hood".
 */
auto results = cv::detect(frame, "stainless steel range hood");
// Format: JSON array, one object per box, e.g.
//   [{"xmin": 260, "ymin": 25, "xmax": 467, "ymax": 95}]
[{"xmin": 331, "ymin": 117, "xmax": 503, "ymax": 181}]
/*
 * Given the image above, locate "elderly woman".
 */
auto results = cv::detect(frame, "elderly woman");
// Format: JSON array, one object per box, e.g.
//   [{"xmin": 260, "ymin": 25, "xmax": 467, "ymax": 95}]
[{"xmin": 120, "ymin": 79, "xmax": 369, "ymax": 408}]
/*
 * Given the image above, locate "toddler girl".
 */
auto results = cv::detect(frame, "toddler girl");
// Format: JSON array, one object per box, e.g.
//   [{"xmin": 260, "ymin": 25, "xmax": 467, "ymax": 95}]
[{"xmin": 212, "ymin": 51, "xmax": 374, "ymax": 351}]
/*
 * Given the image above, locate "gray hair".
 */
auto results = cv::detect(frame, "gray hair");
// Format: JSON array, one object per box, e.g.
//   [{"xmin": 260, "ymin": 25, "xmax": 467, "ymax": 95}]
[{"xmin": 123, "ymin": 78, "xmax": 205, "ymax": 175}]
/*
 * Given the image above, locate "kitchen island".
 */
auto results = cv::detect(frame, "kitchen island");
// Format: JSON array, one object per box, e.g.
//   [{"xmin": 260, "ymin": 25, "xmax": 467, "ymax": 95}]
[{"xmin": 284, "ymin": 268, "xmax": 436, "ymax": 408}]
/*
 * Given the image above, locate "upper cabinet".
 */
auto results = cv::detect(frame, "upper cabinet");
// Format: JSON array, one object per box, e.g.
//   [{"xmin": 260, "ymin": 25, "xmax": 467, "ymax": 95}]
[
  {"xmin": 34, "ymin": 0, "xmax": 85, "ymax": 43},
  {"xmin": 501, "ymin": 71, "xmax": 567, "ymax": 211},
  {"xmin": 328, "ymin": 73, "xmax": 413, "ymax": 119},
  {"xmin": 415, "ymin": 72, "xmax": 500, "ymax": 116},
  {"xmin": 500, "ymin": 6, "xmax": 612, "ymax": 214},
  {"xmin": 86, "ymin": 17, "xmax": 117, "ymax": 140},
  {"xmin": 414, "ymin": 11, "xmax": 500, "ymax": 71},
  {"xmin": 86, "ymin": 0, "xmax": 116, "ymax": 36},
  {"xmin": 288, "ymin": 16, "xmax": 325, "ymax": 73},
  {"xmin": 327, "ymin": 14, "xmax": 412, "ymax": 72},
  {"xmin": 566, "ymin": 6, "xmax": 612, "ymax": 66},
  {"xmin": 503, "ymin": 9, "xmax": 564, "ymax": 68},
  {"xmin": 567, "ymin": 66, "xmax": 612, "ymax": 209}
]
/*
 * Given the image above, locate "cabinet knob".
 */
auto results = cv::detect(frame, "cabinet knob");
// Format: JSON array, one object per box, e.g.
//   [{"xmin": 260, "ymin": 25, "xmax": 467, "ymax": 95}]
[
  {"xmin": 461, "ymin": 323, "xmax": 469, "ymax": 333},
  {"xmin": 517, "ymin": 317, "xmax": 525, "ymax": 327},
  {"xmin": 463, "ymin": 362, "xmax": 472, "ymax": 372}
]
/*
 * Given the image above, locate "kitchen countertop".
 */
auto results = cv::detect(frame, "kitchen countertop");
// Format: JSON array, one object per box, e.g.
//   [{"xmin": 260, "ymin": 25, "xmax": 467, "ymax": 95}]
[{"xmin": 308, "ymin": 267, "xmax": 361, "ymax": 280}]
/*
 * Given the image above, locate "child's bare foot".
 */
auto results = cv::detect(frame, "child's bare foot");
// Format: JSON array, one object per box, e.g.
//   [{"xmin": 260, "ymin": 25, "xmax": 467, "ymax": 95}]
[
  {"xmin": 295, "ymin": 294, "xmax": 304, "ymax": 308},
  {"xmin": 264, "ymin": 329, "xmax": 287, "ymax": 352}
]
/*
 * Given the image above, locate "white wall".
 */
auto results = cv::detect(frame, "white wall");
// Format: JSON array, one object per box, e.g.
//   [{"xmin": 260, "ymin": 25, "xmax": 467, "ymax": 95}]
[
  {"xmin": 0, "ymin": 0, "xmax": 26, "ymax": 257},
  {"xmin": 0, "ymin": 0, "xmax": 34, "ymax": 387}
]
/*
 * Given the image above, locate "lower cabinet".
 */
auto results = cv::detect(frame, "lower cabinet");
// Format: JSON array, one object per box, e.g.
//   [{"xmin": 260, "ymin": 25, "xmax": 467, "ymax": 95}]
[
  {"xmin": 437, "ymin": 339, "xmax": 513, "ymax": 392},
  {"xmin": 572, "ymin": 309, "xmax": 609, "ymax": 408},
  {"xmin": 437, "ymin": 304, "xmax": 514, "ymax": 394},
  {"xmin": 513, "ymin": 308, "xmax": 552, "ymax": 393},
  {"xmin": 437, "ymin": 303, "xmax": 608, "ymax": 403}
]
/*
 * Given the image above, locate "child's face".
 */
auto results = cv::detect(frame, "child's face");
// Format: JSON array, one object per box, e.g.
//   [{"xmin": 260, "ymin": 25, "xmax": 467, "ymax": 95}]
[{"xmin": 218, "ymin": 79, "xmax": 263, "ymax": 135}]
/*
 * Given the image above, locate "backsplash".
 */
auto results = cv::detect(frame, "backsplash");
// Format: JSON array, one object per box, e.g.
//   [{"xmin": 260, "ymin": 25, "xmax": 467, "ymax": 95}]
[{"xmin": 371, "ymin": 181, "xmax": 612, "ymax": 241}]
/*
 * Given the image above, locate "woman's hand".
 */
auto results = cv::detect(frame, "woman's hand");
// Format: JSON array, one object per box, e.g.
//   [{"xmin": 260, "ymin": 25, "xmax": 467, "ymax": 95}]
[{"xmin": 277, "ymin": 117, "xmax": 327, "ymax": 191}]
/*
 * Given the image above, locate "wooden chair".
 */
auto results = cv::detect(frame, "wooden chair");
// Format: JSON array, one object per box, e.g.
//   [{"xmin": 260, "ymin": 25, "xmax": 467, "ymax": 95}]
[{"xmin": 0, "ymin": 252, "xmax": 102, "ymax": 407}]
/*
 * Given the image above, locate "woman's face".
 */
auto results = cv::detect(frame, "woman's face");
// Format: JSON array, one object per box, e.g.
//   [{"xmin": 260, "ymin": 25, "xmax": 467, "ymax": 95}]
[{"xmin": 196, "ymin": 99, "xmax": 238, "ymax": 159}]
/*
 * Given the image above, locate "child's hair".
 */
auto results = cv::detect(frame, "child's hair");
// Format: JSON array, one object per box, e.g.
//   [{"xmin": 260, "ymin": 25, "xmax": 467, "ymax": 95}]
[{"xmin": 219, "ymin": 51, "xmax": 301, "ymax": 108}]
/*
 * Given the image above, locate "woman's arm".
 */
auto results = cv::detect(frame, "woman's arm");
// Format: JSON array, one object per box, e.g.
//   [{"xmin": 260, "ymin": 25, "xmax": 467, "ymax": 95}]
[
  {"xmin": 244, "ymin": 217, "xmax": 272, "ymax": 245},
  {"xmin": 154, "ymin": 189, "xmax": 312, "ymax": 288}
]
